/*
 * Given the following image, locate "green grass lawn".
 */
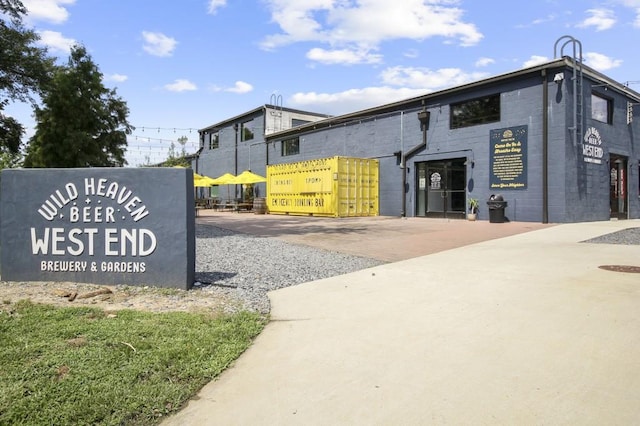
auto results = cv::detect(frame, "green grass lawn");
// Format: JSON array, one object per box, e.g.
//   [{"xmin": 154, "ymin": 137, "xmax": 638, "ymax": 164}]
[{"xmin": 0, "ymin": 300, "xmax": 267, "ymax": 425}]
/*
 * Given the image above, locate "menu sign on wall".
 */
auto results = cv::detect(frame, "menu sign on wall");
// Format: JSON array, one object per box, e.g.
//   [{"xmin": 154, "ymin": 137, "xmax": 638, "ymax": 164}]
[
  {"xmin": 490, "ymin": 125, "xmax": 528, "ymax": 190},
  {"xmin": 0, "ymin": 168, "xmax": 195, "ymax": 290},
  {"xmin": 583, "ymin": 127, "xmax": 604, "ymax": 164}
]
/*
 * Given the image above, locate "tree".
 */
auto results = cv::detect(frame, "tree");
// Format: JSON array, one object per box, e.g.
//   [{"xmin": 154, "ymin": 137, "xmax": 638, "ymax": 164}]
[
  {"xmin": 0, "ymin": 150, "xmax": 23, "ymax": 169},
  {"xmin": 24, "ymin": 45, "xmax": 133, "ymax": 167},
  {"xmin": 160, "ymin": 136, "xmax": 190, "ymax": 167},
  {"xmin": 139, "ymin": 154, "xmax": 152, "ymax": 167},
  {"xmin": 0, "ymin": 0, "xmax": 54, "ymax": 156},
  {"xmin": 177, "ymin": 135, "xmax": 188, "ymax": 157}
]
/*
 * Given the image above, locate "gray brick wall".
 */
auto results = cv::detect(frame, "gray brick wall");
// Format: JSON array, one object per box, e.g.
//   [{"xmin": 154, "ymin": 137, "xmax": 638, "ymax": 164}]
[
  {"xmin": 197, "ymin": 66, "xmax": 640, "ymax": 222},
  {"xmin": 563, "ymin": 78, "xmax": 640, "ymax": 222}
]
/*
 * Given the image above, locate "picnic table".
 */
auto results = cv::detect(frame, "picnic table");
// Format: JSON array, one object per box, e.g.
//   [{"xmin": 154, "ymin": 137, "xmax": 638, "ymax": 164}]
[
  {"xmin": 196, "ymin": 198, "xmax": 218, "ymax": 209},
  {"xmin": 216, "ymin": 200, "xmax": 254, "ymax": 212},
  {"xmin": 234, "ymin": 202, "xmax": 254, "ymax": 212}
]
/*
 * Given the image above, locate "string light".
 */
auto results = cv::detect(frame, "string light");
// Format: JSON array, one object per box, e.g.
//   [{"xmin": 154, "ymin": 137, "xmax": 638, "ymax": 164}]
[
  {"xmin": 17, "ymin": 122, "xmax": 203, "ymax": 167},
  {"xmin": 139, "ymin": 126, "xmax": 197, "ymax": 133},
  {"xmin": 129, "ymin": 133, "xmax": 198, "ymax": 145},
  {"xmin": 125, "ymin": 125, "xmax": 202, "ymax": 167}
]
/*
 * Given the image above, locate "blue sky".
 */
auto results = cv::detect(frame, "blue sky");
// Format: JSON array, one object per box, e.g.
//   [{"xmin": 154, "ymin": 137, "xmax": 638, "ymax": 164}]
[{"xmin": 7, "ymin": 0, "xmax": 640, "ymax": 166}]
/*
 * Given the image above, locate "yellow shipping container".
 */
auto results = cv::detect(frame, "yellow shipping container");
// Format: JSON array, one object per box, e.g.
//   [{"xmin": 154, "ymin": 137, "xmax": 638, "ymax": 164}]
[{"xmin": 267, "ymin": 156, "xmax": 379, "ymax": 217}]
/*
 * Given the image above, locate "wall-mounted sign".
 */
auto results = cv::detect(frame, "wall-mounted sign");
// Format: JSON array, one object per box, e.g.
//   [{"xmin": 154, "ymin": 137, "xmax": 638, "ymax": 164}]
[
  {"xmin": 583, "ymin": 127, "xmax": 604, "ymax": 164},
  {"xmin": 490, "ymin": 125, "xmax": 528, "ymax": 190},
  {"xmin": 0, "ymin": 168, "xmax": 195, "ymax": 290},
  {"xmin": 430, "ymin": 172, "xmax": 442, "ymax": 190}
]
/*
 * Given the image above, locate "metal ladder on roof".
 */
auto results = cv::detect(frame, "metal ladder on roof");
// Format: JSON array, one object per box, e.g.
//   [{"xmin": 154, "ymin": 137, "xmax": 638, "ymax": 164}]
[{"xmin": 554, "ymin": 35, "xmax": 584, "ymax": 146}]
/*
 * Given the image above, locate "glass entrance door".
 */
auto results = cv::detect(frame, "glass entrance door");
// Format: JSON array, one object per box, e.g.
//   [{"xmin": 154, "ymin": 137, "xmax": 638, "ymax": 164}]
[
  {"xmin": 416, "ymin": 159, "xmax": 466, "ymax": 219},
  {"xmin": 610, "ymin": 155, "xmax": 628, "ymax": 219}
]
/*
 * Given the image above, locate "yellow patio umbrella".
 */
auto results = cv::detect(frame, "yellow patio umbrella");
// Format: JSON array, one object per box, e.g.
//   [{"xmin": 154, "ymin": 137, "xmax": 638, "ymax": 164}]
[
  {"xmin": 209, "ymin": 172, "xmax": 236, "ymax": 185},
  {"xmin": 227, "ymin": 170, "xmax": 267, "ymax": 202},
  {"xmin": 207, "ymin": 172, "xmax": 237, "ymax": 200},
  {"xmin": 228, "ymin": 170, "xmax": 267, "ymax": 184},
  {"xmin": 171, "ymin": 166, "xmax": 214, "ymax": 186},
  {"xmin": 193, "ymin": 173, "xmax": 217, "ymax": 187}
]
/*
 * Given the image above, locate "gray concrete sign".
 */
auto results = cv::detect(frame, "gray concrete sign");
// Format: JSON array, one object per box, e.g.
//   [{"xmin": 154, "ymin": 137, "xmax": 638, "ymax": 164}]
[{"xmin": 0, "ymin": 168, "xmax": 195, "ymax": 290}]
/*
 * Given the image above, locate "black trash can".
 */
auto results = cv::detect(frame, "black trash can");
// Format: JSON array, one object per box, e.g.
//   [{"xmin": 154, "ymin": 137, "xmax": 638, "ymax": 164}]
[{"xmin": 487, "ymin": 194, "xmax": 507, "ymax": 223}]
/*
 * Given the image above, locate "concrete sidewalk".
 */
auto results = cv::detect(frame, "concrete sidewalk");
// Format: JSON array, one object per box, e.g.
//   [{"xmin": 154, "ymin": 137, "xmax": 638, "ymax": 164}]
[{"xmin": 164, "ymin": 219, "xmax": 640, "ymax": 425}]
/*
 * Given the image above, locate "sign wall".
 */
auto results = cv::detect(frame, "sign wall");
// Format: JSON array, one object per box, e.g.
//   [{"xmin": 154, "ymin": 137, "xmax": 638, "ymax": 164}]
[
  {"xmin": 490, "ymin": 125, "xmax": 528, "ymax": 190},
  {"xmin": 583, "ymin": 127, "xmax": 604, "ymax": 164},
  {"xmin": 0, "ymin": 168, "xmax": 195, "ymax": 290}
]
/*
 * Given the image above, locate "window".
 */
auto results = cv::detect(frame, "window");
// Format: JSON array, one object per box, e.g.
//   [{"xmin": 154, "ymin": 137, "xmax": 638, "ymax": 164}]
[
  {"xmin": 592, "ymin": 93, "xmax": 612, "ymax": 124},
  {"xmin": 209, "ymin": 131, "xmax": 219, "ymax": 150},
  {"xmin": 241, "ymin": 120, "xmax": 254, "ymax": 141},
  {"xmin": 282, "ymin": 137, "xmax": 299, "ymax": 156},
  {"xmin": 450, "ymin": 94, "xmax": 500, "ymax": 129}
]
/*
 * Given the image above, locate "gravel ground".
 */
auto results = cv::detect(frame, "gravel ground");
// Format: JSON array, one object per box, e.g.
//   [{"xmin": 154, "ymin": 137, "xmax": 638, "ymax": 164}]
[
  {"xmin": 193, "ymin": 225, "xmax": 384, "ymax": 314},
  {"xmin": 582, "ymin": 226, "xmax": 640, "ymax": 245}
]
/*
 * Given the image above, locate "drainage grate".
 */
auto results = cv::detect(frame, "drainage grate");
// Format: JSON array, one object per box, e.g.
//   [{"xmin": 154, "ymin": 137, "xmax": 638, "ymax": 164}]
[{"xmin": 598, "ymin": 265, "xmax": 640, "ymax": 273}]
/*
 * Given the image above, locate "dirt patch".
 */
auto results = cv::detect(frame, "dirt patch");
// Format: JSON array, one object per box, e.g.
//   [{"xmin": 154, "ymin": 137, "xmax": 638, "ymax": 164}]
[{"xmin": 0, "ymin": 281, "xmax": 236, "ymax": 314}]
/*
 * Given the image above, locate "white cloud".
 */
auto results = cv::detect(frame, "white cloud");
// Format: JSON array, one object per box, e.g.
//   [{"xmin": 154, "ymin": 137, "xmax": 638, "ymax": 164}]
[
  {"xmin": 584, "ymin": 52, "xmax": 623, "ymax": 71},
  {"xmin": 577, "ymin": 8, "xmax": 616, "ymax": 31},
  {"xmin": 515, "ymin": 13, "xmax": 560, "ymax": 28},
  {"xmin": 209, "ymin": 81, "xmax": 254, "ymax": 94},
  {"xmin": 164, "ymin": 79, "xmax": 197, "ymax": 92},
  {"xmin": 105, "ymin": 74, "xmax": 128, "ymax": 83},
  {"xmin": 226, "ymin": 81, "xmax": 253, "ymax": 94},
  {"xmin": 290, "ymin": 86, "xmax": 429, "ymax": 115},
  {"xmin": 22, "ymin": 0, "xmax": 75, "ymax": 24},
  {"xmin": 520, "ymin": 51, "xmax": 621, "ymax": 72},
  {"xmin": 306, "ymin": 47, "xmax": 382, "ymax": 65},
  {"xmin": 208, "ymin": 0, "xmax": 227, "ymax": 14},
  {"xmin": 37, "ymin": 30, "xmax": 75, "ymax": 53},
  {"xmin": 531, "ymin": 13, "xmax": 558, "ymax": 25},
  {"xmin": 261, "ymin": 0, "xmax": 483, "ymax": 65},
  {"xmin": 142, "ymin": 31, "xmax": 178, "ymax": 57},
  {"xmin": 475, "ymin": 57, "xmax": 495, "ymax": 67},
  {"xmin": 403, "ymin": 49, "xmax": 419, "ymax": 59},
  {"xmin": 617, "ymin": 1, "xmax": 640, "ymax": 26},
  {"xmin": 380, "ymin": 66, "xmax": 488, "ymax": 90},
  {"xmin": 522, "ymin": 55, "xmax": 549, "ymax": 68},
  {"xmin": 290, "ymin": 65, "xmax": 489, "ymax": 115},
  {"xmin": 631, "ymin": 7, "xmax": 640, "ymax": 26}
]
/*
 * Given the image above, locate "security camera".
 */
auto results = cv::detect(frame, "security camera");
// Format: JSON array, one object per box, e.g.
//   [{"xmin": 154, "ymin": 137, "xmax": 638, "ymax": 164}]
[{"xmin": 553, "ymin": 73, "xmax": 564, "ymax": 83}]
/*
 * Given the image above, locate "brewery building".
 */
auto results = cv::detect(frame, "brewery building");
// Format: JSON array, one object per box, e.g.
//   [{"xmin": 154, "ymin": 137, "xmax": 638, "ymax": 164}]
[{"xmin": 196, "ymin": 43, "xmax": 640, "ymax": 223}]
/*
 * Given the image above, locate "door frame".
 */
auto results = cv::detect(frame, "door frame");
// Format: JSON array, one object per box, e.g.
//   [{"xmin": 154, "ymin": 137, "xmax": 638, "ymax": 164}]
[
  {"xmin": 415, "ymin": 158, "xmax": 466, "ymax": 219},
  {"xmin": 609, "ymin": 154, "xmax": 628, "ymax": 220}
]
